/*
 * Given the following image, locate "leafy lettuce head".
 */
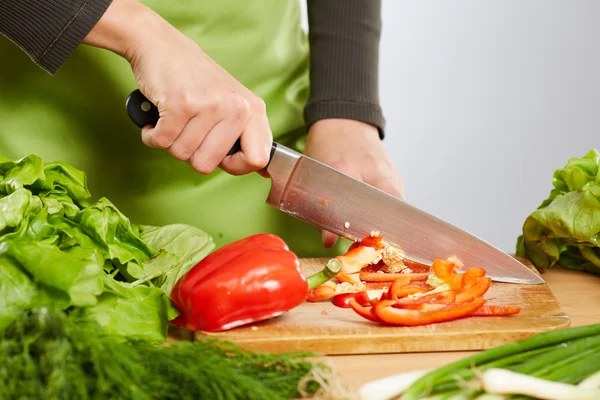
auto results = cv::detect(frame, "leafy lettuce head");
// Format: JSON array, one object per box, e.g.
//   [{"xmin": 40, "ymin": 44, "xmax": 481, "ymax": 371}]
[{"xmin": 516, "ymin": 149, "xmax": 600, "ymax": 275}]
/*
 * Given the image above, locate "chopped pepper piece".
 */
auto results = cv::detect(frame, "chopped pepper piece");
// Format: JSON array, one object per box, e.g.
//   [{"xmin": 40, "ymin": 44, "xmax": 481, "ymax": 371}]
[
  {"xmin": 332, "ymin": 292, "xmax": 370, "ymax": 308},
  {"xmin": 455, "ymin": 277, "xmax": 492, "ymax": 303},
  {"xmin": 471, "ymin": 305, "xmax": 521, "ymax": 316},
  {"xmin": 373, "ymin": 298, "xmax": 487, "ymax": 326}
]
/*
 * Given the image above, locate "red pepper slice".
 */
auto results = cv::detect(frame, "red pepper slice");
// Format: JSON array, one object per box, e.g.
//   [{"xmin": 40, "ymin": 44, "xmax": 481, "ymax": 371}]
[
  {"xmin": 402, "ymin": 259, "xmax": 432, "ymax": 273},
  {"xmin": 307, "ymin": 281, "xmax": 337, "ymax": 302},
  {"xmin": 394, "ymin": 290, "xmax": 457, "ymax": 306},
  {"xmin": 455, "ymin": 277, "xmax": 492, "ymax": 303},
  {"xmin": 470, "ymin": 305, "xmax": 521, "ymax": 316},
  {"xmin": 373, "ymin": 298, "xmax": 487, "ymax": 326},
  {"xmin": 432, "ymin": 259, "xmax": 464, "ymax": 290},
  {"xmin": 360, "ymin": 271, "xmax": 429, "ymax": 282},
  {"xmin": 335, "ymin": 272, "xmax": 362, "ymax": 285},
  {"xmin": 349, "ymin": 298, "xmax": 382, "ymax": 323},
  {"xmin": 332, "ymin": 292, "xmax": 370, "ymax": 308},
  {"xmin": 389, "ymin": 283, "xmax": 430, "ymax": 301},
  {"xmin": 463, "ymin": 267, "xmax": 486, "ymax": 288},
  {"xmin": 353, "ymin": 235, "xmax": 384, "ymax": 250}
]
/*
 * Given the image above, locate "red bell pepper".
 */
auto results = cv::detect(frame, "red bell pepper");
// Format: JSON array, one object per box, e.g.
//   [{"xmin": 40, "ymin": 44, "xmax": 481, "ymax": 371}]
[{"xmin": 171, "ymin": 233, "xmax": 339, "ymax": 332}]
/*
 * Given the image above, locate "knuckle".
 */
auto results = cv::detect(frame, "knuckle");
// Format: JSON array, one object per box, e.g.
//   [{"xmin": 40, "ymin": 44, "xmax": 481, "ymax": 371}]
[
  {"xmin": 228, "ymin": 95, "xmax": 250, "ymax": 122},
  {"xmin": 180, "ymin": 97, "xmax": 200, "ymax": 116},
  {"xmin": 251, "ymin": 97, "xmax": 267, "ymax": 113},
  {"xmin": 206, "ymin": 99, "xmax": 221, "ymax": 114},
  {"xmin": 170, "ymin": 146, "xmax": 193, "ymax": 161},
  {"xmin": 247, "ymin": 153, "xmax": 269, "ymax": 169},
  {"xmin": 152, "ymin": 133, "xmax": 175, "ymax": 149}
]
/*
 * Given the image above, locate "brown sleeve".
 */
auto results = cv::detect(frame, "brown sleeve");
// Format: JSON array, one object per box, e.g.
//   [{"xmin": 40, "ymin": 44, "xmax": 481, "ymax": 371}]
[
  {"xmin": 305, "ymin": 0, "xmax": 386, "ymax": 138},
  {"xmin": 0, "ymin": 0, "xmax": 113, "ymax": 74}
]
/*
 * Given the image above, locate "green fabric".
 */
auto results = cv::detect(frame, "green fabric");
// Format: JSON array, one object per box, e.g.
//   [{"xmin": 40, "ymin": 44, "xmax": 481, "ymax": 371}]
[{"xmin": 0, "ymin": 0, "xmax": 348, "ymax": 257}]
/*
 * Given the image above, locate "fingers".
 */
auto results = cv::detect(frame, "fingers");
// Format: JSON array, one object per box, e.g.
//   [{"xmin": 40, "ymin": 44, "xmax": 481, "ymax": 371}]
[
  {"xmin": 220, "ymin": 114, "xmax": 272, "ymax": 175},
  {"xmin": 373, "ymin": 175, "xmax": 406, "ymax": 201},
  {"xmin": 321, "ymin": 230, "xmax": 339, "ymax": 248},
  {"xmin": 141, "ymin": 107, "xmax": 187, "ymax": 149},
  {"xmin": 168, "ymin": 114, "xmax": 219, "ymax": 162}
]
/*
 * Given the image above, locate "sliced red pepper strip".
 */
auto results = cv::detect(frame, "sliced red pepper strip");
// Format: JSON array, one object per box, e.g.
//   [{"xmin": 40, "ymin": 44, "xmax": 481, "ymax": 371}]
[
  {"xmin": 455, "ymin": 277, "xmax": 492, "ymax": 303},
  {"xmin": 387, "ymin": 276, "xmax": 411, "ymax": 299},
  {"xmin": 369, "ymin": 296, "xmax": 382, "ymax": 307},
  {"xmin": 390, "ymin": 284, "xmax": 430, "ymax": 301},
  {"xmin": 332, "ymin": 292, "xmax": 370, "ymax": 308},
  {"xmin": 336, "ymin": 272, "xmax": 362, "ymax": 285},
  {"xmin": 349, "ymin": 298, "xmax": 382, "ymax": 323},
  {"xmin": 373, "ymin": 298, "xmax": 487, "ymax": 326},
  {"xmin": 432, "ymin": 259, "xmax": 464, "ymax": 290},
  {"xmin": 346, "ymin": 236, "xmax": 383, "ymax": 252},
  {"xmin": 360, "ymin": 271, "xmax": 429, "ymax": 282},
  {"xmin": 470, "ymin": 305, "xmax": 521, "ymax": 316},
  {"xmin": 402, "ymin": 259, "xmax": 432, "ymax": 274},
  {"xmin": 394, "ymin": 290, "xmax": 457, "ymax": 306},
  {"xmin": 463, "ymin": 267, "xmax": 487, "ymax": 288},
  {"xmin": 307, "ymin": 281, "xmax": 337, "ymax": 302},
  {"xmin": 432, "ymin": 259, "xmax": 455, "ymax": 278}
]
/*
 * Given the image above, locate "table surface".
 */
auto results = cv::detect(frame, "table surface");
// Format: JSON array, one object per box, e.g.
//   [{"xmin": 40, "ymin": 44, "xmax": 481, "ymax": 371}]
[{"xmin": 327, "ymin": 266, "xmax": 600, "ymax": 389}]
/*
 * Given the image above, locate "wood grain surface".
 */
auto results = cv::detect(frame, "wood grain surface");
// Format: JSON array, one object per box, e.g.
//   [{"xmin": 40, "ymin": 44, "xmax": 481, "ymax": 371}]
[{"xmin": 193, "ymin": 257, "xmax": 570, "ymax": 355}]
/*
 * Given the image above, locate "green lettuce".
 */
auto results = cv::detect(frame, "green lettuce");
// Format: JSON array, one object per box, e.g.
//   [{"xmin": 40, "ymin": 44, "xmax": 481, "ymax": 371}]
[
  {"xmin": 516, "ymin": 149, "xmax": 600, "ymax": 275},
  {"xmin": 0, "ymin": 154, "xmax": 214, "ymax": 341}
]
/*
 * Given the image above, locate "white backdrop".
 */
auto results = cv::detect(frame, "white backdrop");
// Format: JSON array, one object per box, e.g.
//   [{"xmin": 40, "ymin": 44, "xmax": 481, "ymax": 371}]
[{"xmin": 301, "ymin": 0, "xmax": 599, "ymax": 252}]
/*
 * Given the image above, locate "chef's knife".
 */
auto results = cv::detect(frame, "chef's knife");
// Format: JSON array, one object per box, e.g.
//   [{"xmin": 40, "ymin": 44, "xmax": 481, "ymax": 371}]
[{"xmin": 126, "ymin": 89, "xmax": 544, "ymax": 285}]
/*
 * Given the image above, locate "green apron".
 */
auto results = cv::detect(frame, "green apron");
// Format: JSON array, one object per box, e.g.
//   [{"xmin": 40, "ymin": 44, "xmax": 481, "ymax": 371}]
[{"xmin": 0, "ymin": 0, "xmax": 347, "ymax": 257}]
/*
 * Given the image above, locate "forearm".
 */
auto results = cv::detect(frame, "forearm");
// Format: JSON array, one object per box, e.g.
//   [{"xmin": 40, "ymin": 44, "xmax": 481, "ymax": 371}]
[
  {"xmin": 0, "ymin": 0, "xmax": 164, "ymax": 74},
  {"xmin": 305, "ymin": 0, "xmax": 385, "ymax": 138},
  {"xmin": 0, "ymin": 0, "xmax": 113, "ymax": 74}
]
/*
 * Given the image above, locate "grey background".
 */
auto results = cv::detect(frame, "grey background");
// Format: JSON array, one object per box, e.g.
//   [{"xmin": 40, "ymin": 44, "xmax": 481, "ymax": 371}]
[{"xmin": 301, "ymin": 0, "xmax": 599, "ymax": 252}]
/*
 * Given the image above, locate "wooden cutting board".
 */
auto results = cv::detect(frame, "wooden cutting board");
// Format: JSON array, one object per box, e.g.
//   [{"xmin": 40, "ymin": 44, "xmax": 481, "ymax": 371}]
[{"xmin": 193, "ymin": 257, "xmax": 570, "ymax": 355}]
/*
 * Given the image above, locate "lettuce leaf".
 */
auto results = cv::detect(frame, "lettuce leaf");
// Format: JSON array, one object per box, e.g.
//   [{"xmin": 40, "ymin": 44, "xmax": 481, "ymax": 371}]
[
  {"xmin": 129, "ymin": 224, "xmax": 214, "ymax": 294},
  {"xmin": 69, "ymin": 275, "xmax": 171, "ymax": 344},
  {"xmin": 516, "ymin": 149, "xmax": 600, "ymax": 275},
  {"xmin": 0, "ymin": 154, "xmax": 214, "ymax": 342}
]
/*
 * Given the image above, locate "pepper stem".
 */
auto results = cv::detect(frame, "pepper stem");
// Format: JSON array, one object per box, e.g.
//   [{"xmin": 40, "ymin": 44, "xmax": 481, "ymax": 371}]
[{"xmin": 306, "ymin": 258, "xmax": 343, "ymax": 290}]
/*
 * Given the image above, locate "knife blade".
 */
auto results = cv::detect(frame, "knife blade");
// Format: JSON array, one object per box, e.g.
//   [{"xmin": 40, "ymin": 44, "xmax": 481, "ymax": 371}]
[{"xmin": 125, "ymin": 89, "xmax": 544, "ymax": 285}]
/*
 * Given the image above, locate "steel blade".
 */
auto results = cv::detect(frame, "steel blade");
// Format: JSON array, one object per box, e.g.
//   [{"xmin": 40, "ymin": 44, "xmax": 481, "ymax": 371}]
[{"xmin": 265, "ymin": 144, "xmax": 544, "ymax": 285}]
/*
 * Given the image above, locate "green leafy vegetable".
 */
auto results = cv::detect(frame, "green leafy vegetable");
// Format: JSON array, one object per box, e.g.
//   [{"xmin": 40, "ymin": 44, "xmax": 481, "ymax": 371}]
[
  {"xmin": 516, "ymin": 149, "xmax": 600, "ymax": 275},
  {"xmin": 0, "ymin": 307, "xmax": 335, "ymax": 400},
  {"xmin": 0, "ymin": 154, "xmax": 214, "ymax": 342}
]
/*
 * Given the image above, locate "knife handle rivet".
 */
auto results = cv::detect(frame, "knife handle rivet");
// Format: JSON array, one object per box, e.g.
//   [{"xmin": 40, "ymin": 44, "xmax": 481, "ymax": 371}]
[{"xmin": 141, "ymin": 101, "xmax": 151, "ymax": 112}]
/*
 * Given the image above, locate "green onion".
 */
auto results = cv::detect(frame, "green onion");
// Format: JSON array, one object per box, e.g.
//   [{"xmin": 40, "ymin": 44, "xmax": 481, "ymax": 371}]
[
  {"xmin": 306, "ymin": 258, "xmax": 342, "ymax": 289},
  {"xmin": 400, "ymin": 324, "xmax": 600, "ymax": 400}
]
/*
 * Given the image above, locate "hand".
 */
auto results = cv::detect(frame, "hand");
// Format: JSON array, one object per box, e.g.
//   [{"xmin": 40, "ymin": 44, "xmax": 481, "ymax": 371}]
[
  {"xmin": 304, "ymin": 118, "xmax": 406, "ymax": 248},
  {"xmin": 82, "ymin": 0, "xmax": 272, "ymax": 175}
]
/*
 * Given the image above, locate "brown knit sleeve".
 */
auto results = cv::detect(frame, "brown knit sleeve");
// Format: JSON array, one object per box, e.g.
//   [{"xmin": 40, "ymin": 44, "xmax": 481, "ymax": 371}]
[
  {"xmin": 0, "ymin": 0, "xmax": 113, "ymax": 74},
  {"xmin": 305, "ymin": 0, "xmax": 386, "ymax": 138}
]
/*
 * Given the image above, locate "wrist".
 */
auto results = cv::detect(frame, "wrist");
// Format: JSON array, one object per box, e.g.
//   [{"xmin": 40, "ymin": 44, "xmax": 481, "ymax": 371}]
[
  {"xmin": 82, "ymin": 0, "xmax": 169, "ymax": 62},
  {"xmin": 309, "ymin": 118, "xmax": 380, "ymax": 138}
]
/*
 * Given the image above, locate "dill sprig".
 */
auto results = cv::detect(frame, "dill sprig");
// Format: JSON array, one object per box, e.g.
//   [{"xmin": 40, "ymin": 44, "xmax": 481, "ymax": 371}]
[{"xmin": 0, "ymin": 308, "xmax": 332, "ymax": 400}]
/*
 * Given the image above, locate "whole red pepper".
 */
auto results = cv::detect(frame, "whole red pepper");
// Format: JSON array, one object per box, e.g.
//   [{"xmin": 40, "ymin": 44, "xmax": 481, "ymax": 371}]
[{"xmin": 171, "ymin": 233, "xmax": 339, "ymax": 332}]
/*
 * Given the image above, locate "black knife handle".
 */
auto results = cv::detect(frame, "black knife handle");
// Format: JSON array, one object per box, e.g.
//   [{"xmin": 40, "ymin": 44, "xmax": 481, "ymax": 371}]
[{"xmin": 125, "ymin": 89, "xmax": 242, "ymax": 156}]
